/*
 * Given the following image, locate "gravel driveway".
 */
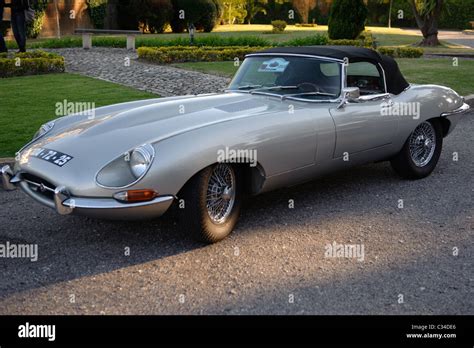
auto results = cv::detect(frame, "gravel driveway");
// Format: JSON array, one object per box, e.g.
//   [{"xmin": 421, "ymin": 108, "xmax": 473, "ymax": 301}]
[
  {"xmin": 0, "ymin": 111, "xmax": 472, "ymax": 315},
  {"xmin": 48, "ymin": 48, "xmax": 230, "ymax": 97}
]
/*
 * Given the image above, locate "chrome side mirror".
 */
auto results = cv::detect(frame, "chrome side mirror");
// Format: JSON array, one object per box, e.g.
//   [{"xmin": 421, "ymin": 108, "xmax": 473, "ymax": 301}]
[{"xmin": 337, "ymin": 87, "xmax": 360, "ymax": 109}]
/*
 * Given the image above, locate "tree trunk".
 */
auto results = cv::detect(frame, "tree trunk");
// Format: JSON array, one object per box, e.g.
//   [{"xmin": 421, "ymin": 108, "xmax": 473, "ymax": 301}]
[
  {"xmin": 419, "ymin": 17, "xmax": 441, "ymax": 46},
  {"xmin": 54, "ymin": 0, "xmax": 61, "ymax": 39},
  {"xmin": 409, "ymin": 0, "xmax": 443, "ymax": 47},
  {"xmin": 388, "ymin": 0, "xmax": 392, "ymax": 28}
]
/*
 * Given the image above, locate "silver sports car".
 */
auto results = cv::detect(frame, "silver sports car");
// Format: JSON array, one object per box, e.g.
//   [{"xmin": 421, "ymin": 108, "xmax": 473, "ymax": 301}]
[{"xmin": 2, "ymin": 46, "xmax": 470, "ymax": 243}]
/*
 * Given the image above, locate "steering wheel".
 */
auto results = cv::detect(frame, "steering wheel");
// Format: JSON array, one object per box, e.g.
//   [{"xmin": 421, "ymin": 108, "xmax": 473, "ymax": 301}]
[{"xmin": 297, "ymin": 82, "xmax": 320, "ymax": 93}]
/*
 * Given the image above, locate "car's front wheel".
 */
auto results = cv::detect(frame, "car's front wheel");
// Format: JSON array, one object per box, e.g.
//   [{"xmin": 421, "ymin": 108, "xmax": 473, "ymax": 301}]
[
  {"xmin": 391, "ymin": 120, "xmax": 443, "ymax": 179},
  {"xmin": 180, "ymin": 163, "xmax": 242, "ymax": 243}
]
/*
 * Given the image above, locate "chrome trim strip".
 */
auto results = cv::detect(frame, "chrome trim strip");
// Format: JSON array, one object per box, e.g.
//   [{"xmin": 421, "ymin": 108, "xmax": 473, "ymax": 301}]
[
  {"xmin": 245, "ymin": 52, "xmax": 345, "ymax": 63},
  {"xmin": 1, "ymin": 165, "xmax": 16, "ymax": 191},
  {"xmin": 377, "ymin": 62, "xmax": 388, "ymax": 93},
  {"xmin": 62, "ymin": 195, "xmax": 175, "ymax": 210},
  {"xmin": 441, "ymin": 103, "xmax": 470, "ymax": 117}
]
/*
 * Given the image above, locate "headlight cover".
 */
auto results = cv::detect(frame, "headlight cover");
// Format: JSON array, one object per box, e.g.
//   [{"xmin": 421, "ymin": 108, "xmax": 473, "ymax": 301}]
[
  {"xmin": 95, "ymin": 144, "xmax": 155, "ymax": 189},
  {"xmin": 130, "ymin": 144, "xmax": 154, "ymax": 179},
  {"xmin": 33, "ymin": 121, "xmax": 55, "ymax": 140}
]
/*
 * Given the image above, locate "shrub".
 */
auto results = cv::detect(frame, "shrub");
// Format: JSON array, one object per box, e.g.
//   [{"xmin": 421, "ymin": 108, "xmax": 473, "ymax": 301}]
[
  {"xmin": 196, "ymin": 0, "xmax": 218, "ymax": 32},
  {"xmin": 26, "ymin": 0, "xmax": 49, "ymax": 39},
  {"xmin": 0, "ymin": 51, "xmax": 65, "ymax": 78},
  {"xmin": 328, "ymin": 39, "xmax": 365, "ymax": 47},
  {"xmin": 327, "ymin": 31, "xmax": 374, "ymax": 48},
  {"xmin": 377, "ymin": 47, "xmax": 396, "ymax": 57},
  {"xmin": 328, "ymin": 0, "xmax": 368, "ymax": 40},
  {"xmin": 271, "ymin": 20, "xmax": 287, "ymax": 33},
  {"xmin": 138, "ymin": 46, "xmax": 269, "ymax": 64},
  {"xmin": 357, "ymin": 30, "xmax": 376, "ymax": 48},
  {"xmin": 377, "ymin": 47, "xmax": 423, "ymax": 58},
  {"xmin": 86, "ymin": 0, "xmax": 108, "ymax": 29},
  {"xmin": 170, "ymin": 0, "xmax": 219, "ymax": 33},
  {"xmin": 279, "ymin": 34, "xmax": 328, "ymax": 47}
]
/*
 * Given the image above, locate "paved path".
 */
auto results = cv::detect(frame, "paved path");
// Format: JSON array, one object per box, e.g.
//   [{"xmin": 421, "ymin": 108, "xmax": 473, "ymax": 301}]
[
  {"xmin": 49, "ymin": 48, "xmax": 231, "ymax": 97},
  {"xmin": 400, "ymin": 29, "xmax": 474, "ymax": 48}
]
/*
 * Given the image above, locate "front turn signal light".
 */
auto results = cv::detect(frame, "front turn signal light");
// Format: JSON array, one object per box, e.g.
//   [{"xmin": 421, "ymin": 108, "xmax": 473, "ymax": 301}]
[{"xmin": 114, "ymin": 189, "xmax": 157, "ymax": 203}]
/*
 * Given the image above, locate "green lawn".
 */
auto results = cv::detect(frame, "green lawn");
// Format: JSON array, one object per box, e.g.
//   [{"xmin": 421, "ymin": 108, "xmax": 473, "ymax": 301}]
[
  {"xmin": 173, "ymin": 58, "xmax": 474, "ymax": 96},
  {"xmin": 0, "ymin": 73, "xmax": 156, "ymax": 157}
]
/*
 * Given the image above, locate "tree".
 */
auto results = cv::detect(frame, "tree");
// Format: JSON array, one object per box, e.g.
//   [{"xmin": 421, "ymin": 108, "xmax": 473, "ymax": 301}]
[
  {"xmin": 54, "ymin": 0, "xmax": 61, "ymax": 38},
  {"xmin": 328, "ymin": 0, "xmax": 367, "ymax": 40},
  {"xmin": 170, "ymin": 0, "xmax": 220, "ymax": 32},
  {"xmin": 409, "ymin": 0, "xmax": 443, "ymax": 46},
  {"xmin": 220, "ymin": 0, "xmax": 247, "ymax": 24},
  {"xmin": 293, "ymin": 0, "xmax": 318, "ymax": 24},
  {"xmin": 244, "ymin": 0, "xmax": 265, "ymax": 24}
]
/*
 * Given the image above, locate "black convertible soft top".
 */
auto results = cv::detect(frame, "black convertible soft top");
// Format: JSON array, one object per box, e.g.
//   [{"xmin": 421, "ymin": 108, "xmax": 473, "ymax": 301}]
[{"xmin": 255, "ymin": 46, "xmax": 409, "ymax": 95}]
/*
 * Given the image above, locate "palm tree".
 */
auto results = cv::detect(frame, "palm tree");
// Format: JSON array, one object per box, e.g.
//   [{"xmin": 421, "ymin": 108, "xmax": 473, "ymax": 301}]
[
  {"xmin": 244, "ymin": 0, "xmax": 265, "ymax": 24},
  {"xmin": 409, "ymin": 0, "xmax": 444, "ymax": 46}
]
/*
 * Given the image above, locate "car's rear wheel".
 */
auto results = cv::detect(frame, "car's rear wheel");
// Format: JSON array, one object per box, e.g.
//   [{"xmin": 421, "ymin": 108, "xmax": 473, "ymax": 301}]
[
  {"xmin": 390, "ymin": 120, "xmax": 443, "ymax": 179},
  {"xmin": 180, "ymin": 163, "xmax": 242, "ymax": 243}
]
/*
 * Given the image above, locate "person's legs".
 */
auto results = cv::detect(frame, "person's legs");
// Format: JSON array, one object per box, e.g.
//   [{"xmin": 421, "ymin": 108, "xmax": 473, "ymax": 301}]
[
  {"xmin": 0, "ymin": 30, "xmax": 7, "ymax": 53},
  {"xmin": 0, "ymin": 7, "xmax": 7, "ymax": 53},
  {"xmin": 11, "ymin": 10, "xmax": 26, "ymax": 52}
]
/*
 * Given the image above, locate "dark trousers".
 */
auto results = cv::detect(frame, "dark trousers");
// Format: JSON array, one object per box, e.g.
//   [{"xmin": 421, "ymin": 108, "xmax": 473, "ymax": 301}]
[
  {"xmin": 0, "ymin": 28, "xmax": 7, "ymax": 53},
  {"xmin": 0, "ymin": 8, "xmax": 7, "ymax": 53},
  {"xmin": 11, "ymin": 10, "xmax": 26, "ymax": 52}
]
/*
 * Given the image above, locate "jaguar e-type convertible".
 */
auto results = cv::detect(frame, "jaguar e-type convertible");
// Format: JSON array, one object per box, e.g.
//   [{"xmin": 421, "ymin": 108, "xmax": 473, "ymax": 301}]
[{"xmin": 2, "ymin": 46, "xmax": 470, "ymax": 243}]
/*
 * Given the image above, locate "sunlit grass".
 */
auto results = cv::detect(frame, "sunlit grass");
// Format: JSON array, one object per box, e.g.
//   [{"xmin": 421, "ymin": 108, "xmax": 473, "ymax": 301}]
[{"xmin": 0, "ymin": 73, "xmax": 156, "ymax": 158}]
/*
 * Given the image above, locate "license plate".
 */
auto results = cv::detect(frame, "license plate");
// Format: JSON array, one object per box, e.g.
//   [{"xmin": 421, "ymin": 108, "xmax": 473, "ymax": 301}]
[{"xmin": 32, "ymin": 148, "xmax": 74, "ymax": 167}]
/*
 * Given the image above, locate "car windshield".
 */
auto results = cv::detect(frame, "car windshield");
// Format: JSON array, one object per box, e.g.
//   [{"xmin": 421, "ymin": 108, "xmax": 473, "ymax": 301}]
[{"xmin": 228, "ymin": 56, "xmax": 342, "ymax": 100}]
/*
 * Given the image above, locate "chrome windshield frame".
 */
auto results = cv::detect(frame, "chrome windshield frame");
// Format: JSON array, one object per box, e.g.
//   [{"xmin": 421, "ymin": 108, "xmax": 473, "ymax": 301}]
[{"xmin": 227, "ymin": 53, "xmax": 346, "ymax": 104}]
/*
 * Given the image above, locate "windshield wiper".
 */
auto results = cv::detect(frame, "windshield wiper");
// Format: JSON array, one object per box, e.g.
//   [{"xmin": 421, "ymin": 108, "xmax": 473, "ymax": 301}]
[
  {"xmin": 238, "ymin": 84, "xmax": 263, "ymax": 90},
  {"xmin": 250, "ymin": 85, "xmax": 298, "ymax": 94},
  {"xmin": 283, "ymin": 91, "xmax": 338, "ymax": 100}
]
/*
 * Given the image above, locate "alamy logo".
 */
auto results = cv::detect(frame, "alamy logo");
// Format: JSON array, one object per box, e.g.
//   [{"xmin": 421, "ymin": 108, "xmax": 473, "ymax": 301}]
[
  {"xmin": 380, "ymin": 101, "xmax": 420, "ymax": 119},
  {"xmin": 18, "ymin": 322, "xmax": 56, "ymax": 342},
  {"xmin": 324, "ymin": 241, "xmax": 365, "ymax": 262},
  {"xmin": 55, "ymin": 99, "xmax": 96, "ymax": 119},
  {"xmin": 0, "ymin": 242, "xmax": 38, "ymax": 262},
  {"xmin": 217, "ymin": 147, "xmax": 258, "ymax": 167}
]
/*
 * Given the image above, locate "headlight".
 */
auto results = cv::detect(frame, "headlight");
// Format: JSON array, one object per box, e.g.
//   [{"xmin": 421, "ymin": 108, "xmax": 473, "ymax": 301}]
[
  {"xmin": 129, "ymin": 144, "xmax": 154, "ymax": 179},
  {"xmin": 33, "ymin": 121, "xmax": 55, "ymax": 140}
]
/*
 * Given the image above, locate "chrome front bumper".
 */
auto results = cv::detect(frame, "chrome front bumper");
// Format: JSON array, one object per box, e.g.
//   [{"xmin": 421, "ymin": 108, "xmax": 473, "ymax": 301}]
[{"xmin": 1, "ymin": 165, "xmax": 175, "ymax": 220}]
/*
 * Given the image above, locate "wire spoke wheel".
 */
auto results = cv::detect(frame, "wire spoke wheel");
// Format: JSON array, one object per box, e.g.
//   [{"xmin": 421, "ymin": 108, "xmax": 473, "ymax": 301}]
[
  {"xmin": 409, "ymin": 122, "xmax": 436, "ymax": 167},
  {"xmin": 206, "ymin": 164, "xmax": 236, "ymax": 224}
]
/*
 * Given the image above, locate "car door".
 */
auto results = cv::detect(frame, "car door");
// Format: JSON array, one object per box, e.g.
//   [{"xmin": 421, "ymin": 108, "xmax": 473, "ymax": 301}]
[{"xmin": 329, "ymin": 61, "xmax": 399, "ymax": 158}]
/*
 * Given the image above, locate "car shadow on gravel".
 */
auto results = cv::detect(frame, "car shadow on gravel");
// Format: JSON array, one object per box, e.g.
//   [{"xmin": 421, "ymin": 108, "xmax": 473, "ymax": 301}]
[{"xmin": 0, "ymin": 162, "xmax": 407, "ymax": 299}]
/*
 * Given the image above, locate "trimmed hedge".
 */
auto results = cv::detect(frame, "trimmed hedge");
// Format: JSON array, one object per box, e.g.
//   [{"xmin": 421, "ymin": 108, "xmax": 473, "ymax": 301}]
[
  {"xmin": 271, "ymin": 20, "xmax": 287, "ymax": 33},
  {"xmin": 138, "ymin": 46, "xmax": 269, "ymax": 64},
  {"xmin": 377, "ymin": 47, "xmax": 424, "ymax": 58},
  {"xmin": 0, "ymin": 51, "xmax": 65, "ymax": 78},
  {"xmin": 328, "ymin": 31, "xmax": 376, "ymax": 48},
  {"xmin": 278, "ymin": 34, "xmax": 328, "ymax": 47}
]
